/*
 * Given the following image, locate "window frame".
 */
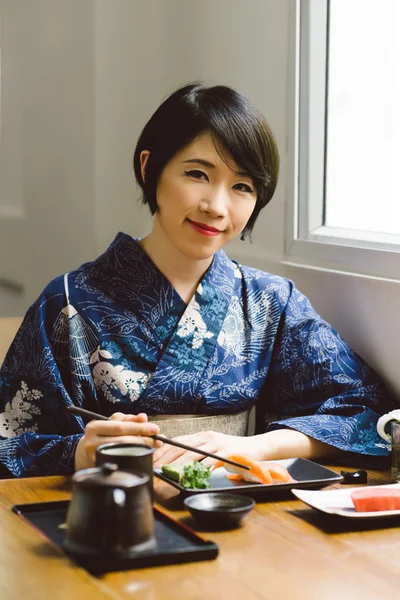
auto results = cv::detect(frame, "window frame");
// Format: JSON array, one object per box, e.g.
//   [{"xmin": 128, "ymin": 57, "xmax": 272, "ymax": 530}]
[{"xmin": 285, "ymin": 0, "xmax": 400, "ymax": 281}]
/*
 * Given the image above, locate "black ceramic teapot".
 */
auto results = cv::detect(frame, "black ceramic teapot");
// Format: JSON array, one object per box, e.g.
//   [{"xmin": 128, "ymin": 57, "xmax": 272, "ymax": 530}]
[{"xmin": 64, "ymin": 463, "xmax": 155, "ymax": 557}]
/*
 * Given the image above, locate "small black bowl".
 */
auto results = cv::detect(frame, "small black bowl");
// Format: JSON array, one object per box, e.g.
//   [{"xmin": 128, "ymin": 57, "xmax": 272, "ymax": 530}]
[{"xmin": 183, "ymin": 493, "xmax": 255, "ymax": 529}]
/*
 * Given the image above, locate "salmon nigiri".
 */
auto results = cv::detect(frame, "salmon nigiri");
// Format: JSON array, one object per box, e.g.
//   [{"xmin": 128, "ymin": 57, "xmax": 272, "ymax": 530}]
[{"xmin": 213, "ymin": 454, "xmax": 295, "ymax": 485}]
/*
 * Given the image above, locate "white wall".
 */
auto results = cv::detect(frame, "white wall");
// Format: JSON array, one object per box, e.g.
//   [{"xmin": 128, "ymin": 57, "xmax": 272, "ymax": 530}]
[
  {"xmin": 1, "ymin": 0, "xmax": 289, "ymax": 305},
  {"xmin": 1, "ymin": 0, "xmax": 399, "ymax": 400},
  {"xmin": 0, "ymin": 0, "xmax": 97, "ymax": 313},
  {"xmin": 93, "ymin": 0, "xmax": 289, "ymax": 255},
  {"xmin": 282, "ymin": 267, "xmax": 400, "ymax": 402}
]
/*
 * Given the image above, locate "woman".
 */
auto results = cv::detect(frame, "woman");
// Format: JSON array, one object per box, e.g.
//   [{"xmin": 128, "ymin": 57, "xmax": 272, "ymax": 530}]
[{"xmin": 0, "ymin": 83, "xmax": 395, "ymax": 477}]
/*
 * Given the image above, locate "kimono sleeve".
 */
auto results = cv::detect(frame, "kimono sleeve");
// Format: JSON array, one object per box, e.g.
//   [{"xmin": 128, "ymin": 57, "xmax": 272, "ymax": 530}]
[
  {"xmin": 0, "ymin": 287, "xmax": 85, "ymax": 478},
  {"xmin": 260, "ymin": 282, "xmax": 397, "ymax": 460}
]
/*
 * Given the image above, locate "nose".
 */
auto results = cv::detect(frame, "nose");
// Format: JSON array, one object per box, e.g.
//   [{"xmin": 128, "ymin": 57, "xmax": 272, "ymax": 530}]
[{"xmin": 199, "ymin": 186, "xmax": 229, "ymax": 219}]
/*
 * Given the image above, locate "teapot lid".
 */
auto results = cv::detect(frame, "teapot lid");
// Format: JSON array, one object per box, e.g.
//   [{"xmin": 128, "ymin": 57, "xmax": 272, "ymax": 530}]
[{"xmin": 73, "ymin": 463, "xmax": 149, "ymax": 488}]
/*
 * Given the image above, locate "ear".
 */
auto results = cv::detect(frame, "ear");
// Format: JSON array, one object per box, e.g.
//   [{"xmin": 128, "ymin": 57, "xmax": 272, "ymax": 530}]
[{"xmin": 140, "ymin": 150, "xmax": 150, "ymax": 183}]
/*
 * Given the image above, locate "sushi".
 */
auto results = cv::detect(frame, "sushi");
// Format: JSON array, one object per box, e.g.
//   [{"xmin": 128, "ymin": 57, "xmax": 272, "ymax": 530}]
[
  {"xmin": 213, "ymin": 454, "xmax": 295, "ymax": 485},
  {"xmin": 351, "ymin": 487, "xmax": 400, "ymax": 512}
]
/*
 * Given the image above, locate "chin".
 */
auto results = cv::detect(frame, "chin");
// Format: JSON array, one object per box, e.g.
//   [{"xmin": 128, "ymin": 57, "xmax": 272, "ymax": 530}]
[
  {"xmin": 188, "ymin": 249, "xmax": 217, "ymax": 261},
  {"xmin": 180, "ymin": 243, "xmax": 221, "ymax": 262}
]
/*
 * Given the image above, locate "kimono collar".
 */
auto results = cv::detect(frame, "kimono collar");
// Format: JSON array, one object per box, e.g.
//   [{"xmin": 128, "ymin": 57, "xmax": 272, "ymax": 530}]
[
  {"xmin": 89, "ymin": 232, "xmax": 237, "ymax": 316},
  {"xmin": 199, "ymin": 241, "xmax": 237, "ymax": 304},
  {"xmin": 92, "ymin": 232, "xmax": 237, "ymax": 304}
]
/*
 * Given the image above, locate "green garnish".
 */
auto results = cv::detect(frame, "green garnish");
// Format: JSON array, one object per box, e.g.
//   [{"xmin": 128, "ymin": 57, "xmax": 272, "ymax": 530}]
[
  {"xmin": 161, "ymin": 461, "xmax": 212, "ymax": 489},
  {"xmin": 182, "ymin": 461, "xmax": 212, "ymax": 489},
  {"xmin": 161, "ymin": 464, "xmax": 184, "ymax": 484}
]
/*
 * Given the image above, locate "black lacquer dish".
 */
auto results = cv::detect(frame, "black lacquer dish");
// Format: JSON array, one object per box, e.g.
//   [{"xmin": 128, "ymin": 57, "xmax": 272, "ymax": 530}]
[
  {"xmin": 155, "ymin": 458, "xmax": 343, "ymax": 496},
  {"xmin": 184, "ymin": 493, "xmax": 255, "ymax": 529},
  {"xmin": 12, "ymin": 500, "xmax": 218, "ymax": 574}
]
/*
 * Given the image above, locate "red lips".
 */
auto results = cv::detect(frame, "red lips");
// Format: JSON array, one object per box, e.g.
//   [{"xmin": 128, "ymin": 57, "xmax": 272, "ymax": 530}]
[{"xmin": 189, "ymin": 221, "xmax": 222, "ymax": 232}]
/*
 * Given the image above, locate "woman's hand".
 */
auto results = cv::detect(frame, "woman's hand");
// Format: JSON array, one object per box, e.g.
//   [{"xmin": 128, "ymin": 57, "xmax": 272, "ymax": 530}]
[
  {"xmin": 152, "ymin": 428, "xmax": 342, "ymax": 468},
  {"xmin": 74, "ymin": 412, "xmax": 162, "ymax": 471},
  {"xmin": 152, "ymin": 430, "xmax": 267, "ymax": 467}
]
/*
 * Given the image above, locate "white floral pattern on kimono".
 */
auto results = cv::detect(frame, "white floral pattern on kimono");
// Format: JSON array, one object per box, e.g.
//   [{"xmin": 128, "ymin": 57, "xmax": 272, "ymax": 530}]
[
  {"xmin": 177, "ymin": 296, "xmax": 213, "ymax": 350},
  {"xmin": 0, "ymin": 381, "xmax": 42, "ymax": 438},
  {"xmin": 217, "ymin": 291, "xmax": 275, "ymax": 361},
  {"xmin": 91, "ymin": 347, "xmax": 150, "ymax": 403}
]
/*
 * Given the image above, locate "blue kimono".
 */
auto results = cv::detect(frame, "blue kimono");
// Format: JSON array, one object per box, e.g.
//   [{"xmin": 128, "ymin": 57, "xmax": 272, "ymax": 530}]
[{"xmin": 0, "ymin": 233, "xmax": 395, "ymax": 476}]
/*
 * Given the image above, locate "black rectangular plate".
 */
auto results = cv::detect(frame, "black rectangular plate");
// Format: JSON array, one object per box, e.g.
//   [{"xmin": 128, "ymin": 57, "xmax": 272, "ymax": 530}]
[
  {"xmin": 155, "ymin": 458, "xmax": 343, "ymax": 496},
  {"xmin": 12, "ymin": 500, "xmax": 218, "ymax": 574}
]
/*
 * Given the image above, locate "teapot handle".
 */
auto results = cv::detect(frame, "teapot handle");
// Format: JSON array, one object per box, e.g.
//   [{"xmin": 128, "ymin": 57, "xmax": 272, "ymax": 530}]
[{"xmin": 103, "ymin": 487, "xmax": 126, "ymax": 554}]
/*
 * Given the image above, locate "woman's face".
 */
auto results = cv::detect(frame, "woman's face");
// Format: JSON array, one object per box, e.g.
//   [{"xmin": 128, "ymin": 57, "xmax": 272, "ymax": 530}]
[{"xmin": 141, "ymin": 131, "xmax": 257, "ymax": 262}]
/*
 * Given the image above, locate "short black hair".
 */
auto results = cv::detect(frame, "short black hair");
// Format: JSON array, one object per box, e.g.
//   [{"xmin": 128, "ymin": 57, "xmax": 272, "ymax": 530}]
[{"xmin": 133, "ymin": 82, "xmax": 280, "ymax": 239}]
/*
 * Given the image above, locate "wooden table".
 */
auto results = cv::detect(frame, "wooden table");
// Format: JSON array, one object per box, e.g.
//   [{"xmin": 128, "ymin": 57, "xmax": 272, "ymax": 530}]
[{"xmin": 0, "ymin": 467, "xmax": 399, "ymax": 600}]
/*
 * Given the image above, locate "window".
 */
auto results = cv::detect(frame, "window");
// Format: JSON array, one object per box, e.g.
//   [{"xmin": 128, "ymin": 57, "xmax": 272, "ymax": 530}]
[{"xmin": 286, "ymin": 0, "xmax": 400, "ymax": 280}]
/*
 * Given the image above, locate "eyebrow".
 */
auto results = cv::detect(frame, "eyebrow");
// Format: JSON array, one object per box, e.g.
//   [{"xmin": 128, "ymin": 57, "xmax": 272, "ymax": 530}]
[{"xmin": 182, "ymin": 158, "xmax": 251, "ymax": 178}]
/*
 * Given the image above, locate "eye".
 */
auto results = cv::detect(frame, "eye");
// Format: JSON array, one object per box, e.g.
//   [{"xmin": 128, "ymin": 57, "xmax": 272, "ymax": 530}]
[
  {"xmin": 184, "ymin": 169, "xmax": 208, "ymax": 181},
  {"xmin": 233, "ymin": 183, "xmax": 254, "ymax": 194}
]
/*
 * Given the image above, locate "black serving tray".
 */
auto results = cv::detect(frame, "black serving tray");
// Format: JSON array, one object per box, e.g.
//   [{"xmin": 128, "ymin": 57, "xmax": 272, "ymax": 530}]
[
  {"xmin": 155, "ymin": 458, "xmax": 343, "ymax": 496},
  {"xmin": 12, "ymin": 500, "xmax": 218, "ymax": 574}
]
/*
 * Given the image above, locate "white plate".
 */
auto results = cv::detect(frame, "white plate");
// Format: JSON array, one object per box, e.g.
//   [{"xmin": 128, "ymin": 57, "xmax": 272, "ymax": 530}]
[{"xmin": 292, "ymin": 483, "xmax": 400, "ymax": 519}]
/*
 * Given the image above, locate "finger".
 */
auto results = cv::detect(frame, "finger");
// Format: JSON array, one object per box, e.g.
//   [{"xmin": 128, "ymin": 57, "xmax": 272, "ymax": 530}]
[
  {"xmin": 171, "ymin": 445, "xmax": 216, "ymax": 465},
  {"xmin": 109, "ymin": 412, "xmax": 128, "ymax": 421},
  {"xmin": 153, "ymin": 431, "xmax": 212, "ymax": 456},
  {"xmin": 153, "ymin": 444, "xmax": 187, "ymax": 466},
  {"xmin": 157, "ymin": 432, "xmax": 213, "ymax": 459},
  {"xmin": 165, "ymin": 432, "xmax": 211, "ymax": 446},
  {"xmin": 154, "ymin": 444, "xmax": 216, "ymax": 467},
  {"xmin": 199, "ymin": 457, "xmax": 219, "ymax": 467},
  {"xmin": 136, "ymin": 413, "xmax": 148, "ymax": 421},
  {"xmin": 153, "ymin": 432, "xmax": 212, "ymax": 465},
  {"xmin": 123, "ymin": 412, "xmax": 148, "ymax": 422},
  {"xmin": 150, "ymin": 433, "xmax": 172, "ymax": 459},
  {"xmin": 152, "ymin": 438, "xmax": 171, "ymax": 463},
  {"xmin": 85, "ymin": 419, "xmax": 159, "ymax": 438},
  {"xmin": 109, "ymin": 412, "xmax": 148, "ymax": 422}
]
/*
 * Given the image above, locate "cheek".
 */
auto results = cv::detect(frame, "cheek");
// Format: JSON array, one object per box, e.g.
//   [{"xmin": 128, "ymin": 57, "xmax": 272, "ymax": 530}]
[
  {"xmin": 233, "ymin": 202, "xmax": 257, "ymax": 227},
  {"xmin": 157, "ymin": 180, "xmax": 193, "ymax": 212},
  {"xmin": 246, "ymin": 198, "xmax": 258, "ymax": 219}
]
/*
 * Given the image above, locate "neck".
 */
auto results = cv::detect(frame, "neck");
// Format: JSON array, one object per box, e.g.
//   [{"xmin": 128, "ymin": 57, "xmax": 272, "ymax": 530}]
[{"xmin": 139, "ymin": 221, "xmax": 213, "ymax": 303}]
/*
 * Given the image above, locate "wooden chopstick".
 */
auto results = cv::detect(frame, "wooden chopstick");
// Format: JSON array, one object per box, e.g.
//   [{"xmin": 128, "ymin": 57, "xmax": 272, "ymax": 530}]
[{"xmin": 67, "ymin": 405, "xmax": 250, "ymax": 470}]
